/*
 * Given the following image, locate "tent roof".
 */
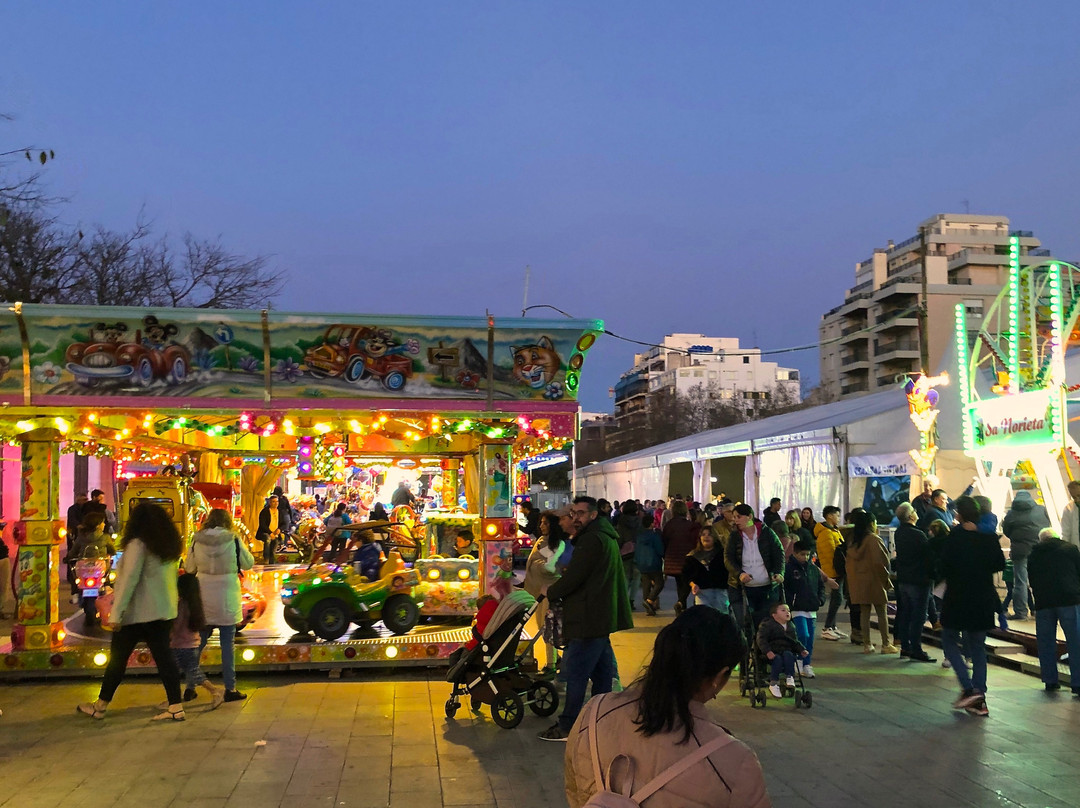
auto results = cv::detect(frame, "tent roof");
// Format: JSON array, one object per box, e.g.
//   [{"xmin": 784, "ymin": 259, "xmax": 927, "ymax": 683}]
[{"xmin": 586, "ymin": 388, "xmax": 908, "ymax": 471}]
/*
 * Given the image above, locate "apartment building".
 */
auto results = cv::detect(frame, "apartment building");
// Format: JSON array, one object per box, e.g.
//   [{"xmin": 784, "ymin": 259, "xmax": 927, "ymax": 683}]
[
  {"xmin": 819, "ymin": 214, "xmax": 1048, "ymax": 399},
  {"xmin": 608, "ymin": 334, "xmax": 800, "ymax": 456}
]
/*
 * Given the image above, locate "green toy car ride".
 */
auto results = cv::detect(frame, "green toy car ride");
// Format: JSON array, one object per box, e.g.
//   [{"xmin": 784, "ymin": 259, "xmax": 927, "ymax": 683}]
[{"xmin": 280, "ymin": 552, "xmax": 422, "ymax": 641}]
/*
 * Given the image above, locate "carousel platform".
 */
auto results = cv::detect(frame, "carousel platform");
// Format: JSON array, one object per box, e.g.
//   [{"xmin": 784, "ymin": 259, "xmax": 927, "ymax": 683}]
[{"xmin": 0, "ymin": 565, "xmax": 474, "ymax": 680}]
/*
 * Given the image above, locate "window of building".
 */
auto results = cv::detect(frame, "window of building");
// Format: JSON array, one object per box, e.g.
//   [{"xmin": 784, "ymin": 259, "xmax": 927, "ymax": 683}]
[
  {"xmin": 742, "ymin": 356, "xmax": 750, "ymax": 364},
  {"xmin": 964, "ymin": 299, "xmax": 984, "ymax": 317}
]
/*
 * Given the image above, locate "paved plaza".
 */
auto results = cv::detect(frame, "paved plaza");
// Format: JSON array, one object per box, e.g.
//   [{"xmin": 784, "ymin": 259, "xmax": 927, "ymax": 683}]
[{"xmin": 3, "ymin": 609, "xmax": 1080, "ymax": 808}]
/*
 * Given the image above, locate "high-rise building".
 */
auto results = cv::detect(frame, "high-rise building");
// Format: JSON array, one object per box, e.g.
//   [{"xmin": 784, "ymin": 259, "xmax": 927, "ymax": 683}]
[
  {"xmin": 608, "ymin": 333, "xmax": 800, "ymax": 457},
  {"xmin": 819, "ymin": 214, "xmax": 1049, "ymax": 399}
]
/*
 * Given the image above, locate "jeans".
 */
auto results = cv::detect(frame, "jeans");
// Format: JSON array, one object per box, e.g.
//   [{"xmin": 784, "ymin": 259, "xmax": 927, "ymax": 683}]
[
  {"xmin": 728, "ymin": 584, "xmax": 780, "ymax": 627},
  {"xmin": 941, "ymin": 627, "xmax": 988, "ymax": 694},
  {"xmin": 557, "ymin": 636, "xmax": 615, "ymax": 732},
  {"xmin": 624, "ymin": 558, "xmax": 639, "ymax": 606},
  {"xmin": 82, "ymin": 595, "xmax": 99, "ymax": 627},
  {"xmin": 99, "ymin": 619, "xmax": 181, "ymax": 705},
  {"xmin": 792, "ymin": 616, "xmax": 815, "ymax": 664},
  {"xmin": 769, "ymin": 650, "xmax": 796, "ymax": 681},
  {"xmin": 1012, "ymin": 557, "xmax": 1030, "ymax": 617},
  {"xmin": 693, "ymin": 587, "xmax": 730, "ymax": 614},
  {"xmin": 261, "ymin": 534, "xmax": 277, "ymax": 565},
  {"xmin": 640, "ymin": 572, "xmax": 664, "ymax": 605},
  {"xmin": 1035, "ymin": 606, "xmax": 1080, "ymax": 686},
  {"xmin": 897, "ymin": 583, "xmax": 931, "ymax": 654},
  {"xmin": 199, "ymin": 624, "xmax": 238, "ymax": 691},
  {"xmin": 824, "ymin": 582, "xmax": 844, "ymax": 628},
  {"xmin": 174, "ymin": 646, "xmax": 207, "ymax": 687}
]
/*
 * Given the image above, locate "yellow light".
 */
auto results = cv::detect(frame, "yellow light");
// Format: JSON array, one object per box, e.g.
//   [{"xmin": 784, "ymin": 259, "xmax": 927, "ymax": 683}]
[
  {"xmin": 283, "ymin": 419, "xmax": 295, "ymax": 435},
  {"xmin": 427, "ymin": 568, "xmax": 441, "ymax": 580},
  {"xmin": 485, "ymin": 523, "xmax": 498, "ymax": 536},
  {"xmin": 58, "ymin": 527, "xmax": 67, "ymax": 539},
  {"xmin": 54, "ymin": 417, "xmax": 70, "ymax": 434},
  {"xmin": 378, "ymin": 414, "xmax": 388, "ymax": 424},
  {"xmin": 114, "ymin": 432, "xmax": 123, "ymax": 440},
  {"xmin": 57, "ymin": 630, "xmax": 66, "ymax": 642},
  {"xmin": 241, "ymin": 648, "xmax": 256, "ymax": 662},
  {"xmin": 88, "ymin": 413, "xmax": 98, "ymax": 422},
  {"xmin": 82, "ymin": 428, "xmax": 91, "ymax": 435},
  {"xmin": 349, "ymin": 420, "xmax": 362, "ymax": 433},
  {"xmin": 16, "ymin": 420, "xmax": 35, "ymax": 432},
  {"xmin": 385, "ymin": 645, "xmax": 399, "ymax": 659},
  {"xmin": 457, "ymin": 568, "xmax": 471, "ymax": 580},
  {"xmin": 93, "ymin": 653, "xmax": 108, "ymax": 667},
  {"xmin": 315, "ymin": 423, "xmax": 332, "ymax": 434}
]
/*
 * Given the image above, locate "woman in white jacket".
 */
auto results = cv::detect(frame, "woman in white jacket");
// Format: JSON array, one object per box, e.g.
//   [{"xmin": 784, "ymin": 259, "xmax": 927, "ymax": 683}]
[
  {"xmin": 186, "ymin": 509, "xmax": 254, "ymax": 702},
  {"xmin": 77, "ymin": 503, "xmax": 186, "ymax": 721}
]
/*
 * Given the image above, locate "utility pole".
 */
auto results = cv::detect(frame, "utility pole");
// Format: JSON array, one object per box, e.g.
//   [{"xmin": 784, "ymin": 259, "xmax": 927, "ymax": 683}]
[{"xmin": 917, "ymin": 225, "xmax": 930, "ymax": 375}]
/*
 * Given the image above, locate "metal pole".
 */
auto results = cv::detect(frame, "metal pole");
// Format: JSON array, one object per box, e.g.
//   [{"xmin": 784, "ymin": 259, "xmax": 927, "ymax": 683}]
[{"xmin": 918, "ymin": 225, "xmax": 930, "ymax": 375}]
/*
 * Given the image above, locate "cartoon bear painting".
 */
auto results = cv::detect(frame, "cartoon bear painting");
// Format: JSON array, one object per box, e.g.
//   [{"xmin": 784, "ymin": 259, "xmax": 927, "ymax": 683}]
[{"xmin": 509, "ymin": 336, "xmax": 562, "ymax": 390}]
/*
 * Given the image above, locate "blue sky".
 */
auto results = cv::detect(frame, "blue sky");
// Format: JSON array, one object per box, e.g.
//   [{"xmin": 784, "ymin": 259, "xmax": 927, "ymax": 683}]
[{"xmin": 3, "ymin": 3, "xmax": 1079, "ymax": 411}]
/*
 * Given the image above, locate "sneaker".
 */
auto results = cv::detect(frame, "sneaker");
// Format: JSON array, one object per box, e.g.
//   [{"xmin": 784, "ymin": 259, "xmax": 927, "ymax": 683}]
[
  {"xmin": 965, "ymin": 698, "xmax": 989, "ymax": 717},
  {"xmin": 538, "ymin": 723, "xmax": 568, "ymax": 742},
  {"xmin": 769, "ymin": 683, "xmax": 782, "ymax": 698},
  {"xmin": 954, "ymin": 690, "xmax": 983, "ymax": 709},
  {"xmin": 802, "ymin": 665, "xmax": 815, "ymax": 678},
  {"xmin": 831, "ymin": 627, "xmax": 849, "ymax": 638},
  {"xmin": 785, "ymin": 676, "xmax": 796, "ymax": 688},
  {"xmin": 941, "ymin": 659, "xmax": 951, "ymax": 669},
  {"xmin": 223, "ymin": 690, "xmax": 247, "ymax": 703},
  {"xmin": 821, "ymin": 628, "xmax": 840, "ymax": 641},
  {"xmin": 880, "ymin": 644, "xmax": 899, "ymax": 655},
  {"xmin": 862, "ymin": 645, "xmax": 876, "ymax": 654}
]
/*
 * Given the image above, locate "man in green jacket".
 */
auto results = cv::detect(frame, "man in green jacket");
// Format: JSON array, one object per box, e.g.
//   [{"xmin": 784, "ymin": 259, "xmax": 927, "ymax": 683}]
[{"xmin": 538, "ymin": 496, "xmax": 632, "ymax": 741}]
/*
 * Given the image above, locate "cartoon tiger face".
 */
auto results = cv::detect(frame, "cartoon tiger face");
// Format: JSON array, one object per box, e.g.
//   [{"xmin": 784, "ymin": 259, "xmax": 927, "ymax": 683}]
[{"xmin": 510, "ymin": 336, "xmax": 561, "ymax": 389}]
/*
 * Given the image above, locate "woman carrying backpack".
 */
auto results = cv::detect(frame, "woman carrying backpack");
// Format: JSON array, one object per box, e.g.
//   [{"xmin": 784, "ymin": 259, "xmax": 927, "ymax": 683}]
[{"xmin": 565, "ymin": 606, "xmax": 770, "ymax": 807}]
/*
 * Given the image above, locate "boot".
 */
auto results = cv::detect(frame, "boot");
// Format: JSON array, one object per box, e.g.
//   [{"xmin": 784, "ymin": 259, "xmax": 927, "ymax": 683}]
[{"xmin": 200, "ymin": 680, "xmax": 225, "ymax": 710}]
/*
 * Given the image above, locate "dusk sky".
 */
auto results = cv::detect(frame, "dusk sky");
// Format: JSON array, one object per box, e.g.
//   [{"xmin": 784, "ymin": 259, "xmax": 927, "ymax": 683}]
[{"xmin": 3, "ymin": 3, "xmax": 1079, "ymax": 411}]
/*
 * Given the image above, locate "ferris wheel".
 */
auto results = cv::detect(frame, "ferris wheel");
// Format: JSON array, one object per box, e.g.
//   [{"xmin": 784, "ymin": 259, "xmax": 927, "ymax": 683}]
[{"xmin": 955, "ymin": 237, "xmax": 1080, "ymax": 524}]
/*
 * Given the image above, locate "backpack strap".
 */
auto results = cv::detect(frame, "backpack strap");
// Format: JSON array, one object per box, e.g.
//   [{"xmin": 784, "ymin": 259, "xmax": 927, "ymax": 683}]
[
  {"xmin": 630, "ymin": 731, "xmax": 733, "ymax": 804},
  {"xmin": 585, "ymin": 694, "xmax": 634, "ymax": 798}
]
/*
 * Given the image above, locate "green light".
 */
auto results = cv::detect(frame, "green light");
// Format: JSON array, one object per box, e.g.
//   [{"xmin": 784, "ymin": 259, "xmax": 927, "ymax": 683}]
[
  {"xmin": 954, "ymin": 303, "xmax": 974, "ymax": 453},
  {"xmin": 565, "ymin": 372, "xmax": 579, "ymax": 392},
  {"xmin": 1007, "ymin": 238, "xmax": 1020, "ymax": 393}
]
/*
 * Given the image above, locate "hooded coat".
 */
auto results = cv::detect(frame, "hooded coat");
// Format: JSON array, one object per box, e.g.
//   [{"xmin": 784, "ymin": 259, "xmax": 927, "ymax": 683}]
[
  {"xmin": 186, "ymin": 526, "xmax": 255, "ymax": 626},
  {"xmin": 1001, "ymin": 490, "xmax": 1051, "ymax": 560},
  {"xmin": 845, "ymin": 533, "xmax": 891, "ymax": 606}
]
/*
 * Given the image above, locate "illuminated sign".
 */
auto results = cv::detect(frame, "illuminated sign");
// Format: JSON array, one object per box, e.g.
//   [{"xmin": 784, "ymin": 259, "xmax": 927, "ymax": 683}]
[
  {"xmin": 520, "ymin": 452, "xmax": 569, "ymax": 471},
  {"xmin": 966, "ymin": 389, "xmax": 1063, "ymax": 451}
]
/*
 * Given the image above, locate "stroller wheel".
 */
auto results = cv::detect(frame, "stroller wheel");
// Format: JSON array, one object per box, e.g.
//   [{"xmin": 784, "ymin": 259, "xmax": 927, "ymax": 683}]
[
  {"xmin": 753, "ymin": 690, "xmax": 767, "ymax": 708},
  {"xmin": 491, "ymin": 691, "xmax": 525, "ymax": 729},
  {"xmin": 528, "ymin": 681, "xmax": 559, "ymax": 717},
  {"xmin": 444, "ymin": 698, "xmax": 459, "ymax": 719},
  {"xmin": 785, "ymin": 686, "xmax": 796, "ymax": 698},
  {"xmin": 802, "ymin": 692, "xmax": 813, "ymax": 708}
]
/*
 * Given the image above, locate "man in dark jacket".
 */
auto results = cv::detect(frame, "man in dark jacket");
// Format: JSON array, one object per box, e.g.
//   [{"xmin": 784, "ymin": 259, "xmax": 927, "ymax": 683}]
[
  {"xmin": 762, "ymin": 498, "xmax": 783, "ymax": 527},
  {"xmin": 257, "ymin": 495, "xmax": 283, "ymax": 564},
  {"xmin": 538, "ymin": 496, "xmax": 632, "ymax": 741},
  {"xmin": 726, "ymin": 503, "xmax": 785, "ymax": 624},
  {"xmin": 1001, "ymin": 490, "xmax": 1050, "ymax": 620},
  {"xmin": 915, "ymin": 489, "xmax": 950, "ymax": 533},
  {"xmin": 893, "ymin": 502, "xmax": 936, "ymax": 662},
  {"xmin": 940, "ymin": 496, "xmax": 1006, "ymax": 717},
  {"xmin": 1027, "ymin": 527, "xmax": 1080, "ymax": 695}
]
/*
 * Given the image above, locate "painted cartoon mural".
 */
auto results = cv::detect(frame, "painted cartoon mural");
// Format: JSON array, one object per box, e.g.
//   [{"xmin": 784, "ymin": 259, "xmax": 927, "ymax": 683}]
[{"xmin": 0, "ymin": 305, "xmax": 602, "ymax": 407}]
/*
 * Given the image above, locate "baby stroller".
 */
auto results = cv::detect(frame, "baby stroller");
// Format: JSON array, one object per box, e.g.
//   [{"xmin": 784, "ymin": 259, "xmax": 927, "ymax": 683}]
[
  {"xmin": 444, "ymin": 591, "xmax": 560, "ymax": 728},
  {"xmin": 736, "ymin": 587, "xmax": 812, "ymax": 709}
]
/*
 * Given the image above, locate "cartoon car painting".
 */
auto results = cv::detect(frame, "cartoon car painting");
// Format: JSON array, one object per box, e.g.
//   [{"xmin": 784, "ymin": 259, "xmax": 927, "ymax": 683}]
[
  {"xmin": 303, "ymin": 325, "xmax": 418, "ymax": 391},
  {"xmin": 65, "ymin": 317, "xmax": 190, "ymax": 387}
]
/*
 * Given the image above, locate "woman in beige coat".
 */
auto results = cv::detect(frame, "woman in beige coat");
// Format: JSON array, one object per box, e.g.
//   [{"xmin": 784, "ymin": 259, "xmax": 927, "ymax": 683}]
[
  {"xmin": 565, "ymin": 607, "xmax": 770, "ymax": 808},
  {"xmin": 845, "ymin": 510, "xmax": 898, "ymax": 655}
]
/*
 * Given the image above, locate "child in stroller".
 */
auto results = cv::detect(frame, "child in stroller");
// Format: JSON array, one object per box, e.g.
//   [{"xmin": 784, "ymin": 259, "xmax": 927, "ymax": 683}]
[
  {"xmin": 754, "ymin": 602, "xmax": 813, "ymax": 708},
  {"xmin": 444, "ymin": 590, "xmax": 560, "ymax": 729}
]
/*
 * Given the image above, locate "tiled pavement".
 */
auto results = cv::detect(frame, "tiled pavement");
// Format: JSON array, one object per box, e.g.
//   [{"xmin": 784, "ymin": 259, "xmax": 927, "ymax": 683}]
[{"xmin": 4, "ymin": 611, "xmax": 1080, "ymax": 808}]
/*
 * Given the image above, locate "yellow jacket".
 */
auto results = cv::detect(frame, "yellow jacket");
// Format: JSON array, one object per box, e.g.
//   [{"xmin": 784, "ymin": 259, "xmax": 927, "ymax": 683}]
[{"xmin": 814, "ymin": 522, "xmax": 844, "ymax": 578}]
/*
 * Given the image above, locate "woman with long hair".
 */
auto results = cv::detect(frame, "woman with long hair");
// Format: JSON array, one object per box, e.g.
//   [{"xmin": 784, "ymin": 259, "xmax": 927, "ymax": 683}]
[
  {"xmin": 187, "ymin": 508, "xmax": 255, "ymax": 703},
  {"xmin": 565, "ymin": 607, "xmax": 769, "ymax": 807},
  {"xmin": 77, "ymin": 502, "xmax": 186, "ymax": 721},
  {"xmin": 523, "ymin": 510, "xmax": 570, "ymax": 671},
  {"xmin": 846, "ymin": 510, "xmax": 897, "ymax": 655}
]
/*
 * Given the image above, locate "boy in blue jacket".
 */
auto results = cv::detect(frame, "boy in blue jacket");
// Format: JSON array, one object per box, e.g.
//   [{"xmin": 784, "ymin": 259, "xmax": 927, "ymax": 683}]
[
  {"xmin": 634, "ymin": 512, "xmax": 665, "ymax": 616},
  {"xmin": 784, "ymin": 539, "xmax": 826, "ymax": 678}
]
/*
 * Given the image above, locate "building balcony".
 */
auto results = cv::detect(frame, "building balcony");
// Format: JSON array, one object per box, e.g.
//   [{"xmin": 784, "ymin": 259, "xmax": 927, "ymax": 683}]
[
  {"xmin": 874, "ymin": 337, "xmax": 921, "ymax": 364},
  {"xmin": 840, "ymin": 358, "xmax": 871, "ymax": 373},
  {"xmin": 841, "ymin": 381, "xmax": 870, "ymax": 396},
  {"xmin": 874, "ymin": 282, "xmax": 920, "ymax": 302}
]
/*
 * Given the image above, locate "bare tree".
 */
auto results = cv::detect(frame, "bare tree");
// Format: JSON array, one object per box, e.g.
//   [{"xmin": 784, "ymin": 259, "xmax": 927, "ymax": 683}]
[{"xmin": 0, "ymin": 203, "xmax": 80, "ymax": 302}]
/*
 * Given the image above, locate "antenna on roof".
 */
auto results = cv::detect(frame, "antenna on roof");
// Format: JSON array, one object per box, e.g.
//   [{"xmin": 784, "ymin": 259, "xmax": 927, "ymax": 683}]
[{"xmin": 521, "ymin": 265, "xmax": 531, "ymax": 317}]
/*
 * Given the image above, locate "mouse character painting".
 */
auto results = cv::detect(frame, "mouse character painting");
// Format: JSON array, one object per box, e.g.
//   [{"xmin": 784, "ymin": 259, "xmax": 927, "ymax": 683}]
[
  {"xmin": 510, "ymin": 337, "xmax": 562, "ymax": 390},
  {"xmin": 64, "ymin": 314, "xmax": 191, "ymax": 388}
]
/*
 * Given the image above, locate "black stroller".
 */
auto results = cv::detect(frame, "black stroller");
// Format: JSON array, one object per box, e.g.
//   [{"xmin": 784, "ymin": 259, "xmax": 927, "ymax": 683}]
[
  {"xmin": 736, "ymin": 586, "xmax": 812, "ymax": 709},
  {"xmin": 444, "ymin": 591, "xmax": 560, "ymax": 728}
]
